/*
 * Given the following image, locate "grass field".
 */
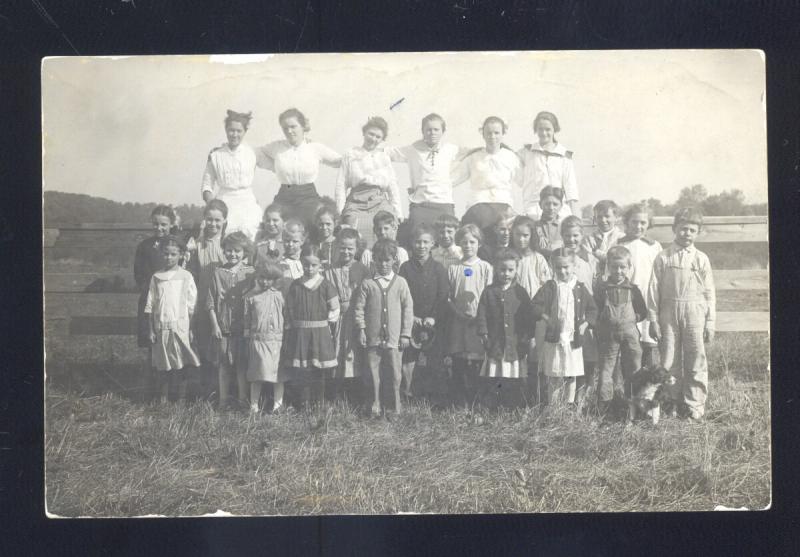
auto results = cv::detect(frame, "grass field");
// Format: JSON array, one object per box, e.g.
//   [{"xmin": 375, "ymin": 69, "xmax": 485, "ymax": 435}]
[{"xmin": 44, "ymin": 333, "xmax": 770, "ymax": 516}]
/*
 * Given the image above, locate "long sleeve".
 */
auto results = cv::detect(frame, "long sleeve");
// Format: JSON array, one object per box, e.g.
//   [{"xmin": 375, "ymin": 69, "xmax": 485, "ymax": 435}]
[
  {"xmin": 593, "ymin": 283, "xmax": 607, "ymax": 316},
  {"xmin": 631, "ymin": 284, "xmax": 648, "ymax": 323},
  {"xmin": 243, "ymin": 296, "xmax": 252, "ymax": 336},
  {"xmin": 450, "ymin": 155, "xmax": 472, "ymax": 187},
  {"xmin": 435, "ymin": 264, "xmax": 450, "ymax": 319},
  {"xmin": 563, "ymin": 157, "xmax": 578, "ymax": 203},
  {"xmin": 530, "ymin": 283, "xmax": 551, "ymax": 321},
  {"xmin": 201, "ymin": 156, "xmax": 217, "ymax": 195},
  {"xmin": 646, "ymin": 255, "xmax": 664, "ymax": 322},
  {"xmin": 144, "ymin": 277, "xmax": 156, "ymax": 314},
  {"xmin": 315, "ymin": 142, "xmax": 342, "ymax": 168},
  {"xmin": 206, "ymin": 272, "xmax": 218, "ymax": 314},
  {"xmin": 255, "ymin": 144, "xmax": 275, "ymax": 171},
  {"xmin": 399, "ymin": 281, "xmax": 414, "ymax": 339},
  {"xmin": 582, "ymin": 284, "xmax": 598, "ymax": 327},
  {"xmin": 701, "ymin": 255, "xmax": 716, "ymax": 327},
  {"xmin": 385, "ymin": 145, "xmax": 409, "ymax": 164},
  {"xmin": 334, "ymin": 154, "xmax": 350, "ymax": 213},
  {"xmin": 353, "ymin": 283, "xmax": 368, "ymax": 330},
  {"xmin": 385, "ymin": 171, "xmax": 403, "ymax": 217},
  {"xmin": 476, "ymin": 289, "xmax": 489, "ymax": 337}
]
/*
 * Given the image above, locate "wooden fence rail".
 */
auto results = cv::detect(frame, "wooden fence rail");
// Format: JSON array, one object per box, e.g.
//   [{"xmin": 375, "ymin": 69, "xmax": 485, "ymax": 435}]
[{"xmin": 43, "ymin": 217, "xmax": 769, "ymax": 368}]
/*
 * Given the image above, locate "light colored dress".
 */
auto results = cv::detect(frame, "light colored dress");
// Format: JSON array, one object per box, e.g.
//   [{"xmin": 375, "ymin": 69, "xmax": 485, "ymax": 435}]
[
  {"xmin": 445, "ymin": 257, "xmax": 494, "ymax": 359},
  {"xmin": 244, "ymin": 287, "xmax": 287, "ymax": 383},
  {"xmin": 336, "ymin": 146, "xmax": 402, "ymax": 248},
  {"xmin": 539, "ymin": 277, "xmax": 585, "ymax": 378},
  {"xmin": 451, "ymin": 147, "xmax": 522, "ymax": 216},
  {"xmin": 201, "ymin": 143, "xmax": 263, "ymax": 241},
  {"xmin": 145, "ymin": 268, "xmax": 201, "ymax": 372},
  {"xmin": 618, "ymin": 235, "xmax": 662, "ymax": 345},
  {"xmin": 518, "ymin": 142, "xmax": 578, "ymax": 220},
  {"xmin": 516, "ymin": 251, "xmax": 552, "ymax": 298}
]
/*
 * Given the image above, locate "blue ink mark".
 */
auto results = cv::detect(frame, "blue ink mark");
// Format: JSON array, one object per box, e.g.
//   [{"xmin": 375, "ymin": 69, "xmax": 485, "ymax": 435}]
[
  {"xmin": 464, "ymin": 268, "xmax": 473, "ymax": 277},
  {"xmin": 389, "ymin": 97, "xmax": 405, "ymax": 110}
]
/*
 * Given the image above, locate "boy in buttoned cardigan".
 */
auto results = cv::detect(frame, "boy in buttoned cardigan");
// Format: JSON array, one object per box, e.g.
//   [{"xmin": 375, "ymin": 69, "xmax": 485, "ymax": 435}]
[{"xmin": 354, "ymin": 238, "xmax": 415, "ymax": 416}]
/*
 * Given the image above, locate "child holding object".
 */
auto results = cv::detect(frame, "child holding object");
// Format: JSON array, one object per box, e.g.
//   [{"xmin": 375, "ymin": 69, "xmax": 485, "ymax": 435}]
[
  {"xmin": 445, "ymin": 224, "xmax": 494, "ymax": 407},
  {"xmin": 398, "ymin": 224, "xmax": 449, "ymax": 399},
  {"xmin": 325, "ymin": 227, "xmax": 371, "ymax": 402},
  {"xmin": 618, "ymin": 203, "xmax": 663, "ymax": 367},
  {"xmin": 476, "ymin": 249, "xmax": 534, "ymax": 408},
  {"xmin": 594, "ymin": 246, "xmax": 647, "ymax": 416},
  {"xmin": 647, "ymin": 208, "xmax": 715, "ymax": 421},
  {"xmin": 531, "ymin": 248, "xmax": 597, "ymax": 406},
  {"xmin": 144, "ymin": 235, "xmax": 201, "ymax": 403},
  {"xmin": 244, "ymin": 263, "xmax": 288, "ymax": 413},
  {"xmin": 207, "ymin": 231, "xmax": 255, "ymax": 409},
  {"xmin": 354, "ymin": 239, "xmax": 415, "ymax": 417}
]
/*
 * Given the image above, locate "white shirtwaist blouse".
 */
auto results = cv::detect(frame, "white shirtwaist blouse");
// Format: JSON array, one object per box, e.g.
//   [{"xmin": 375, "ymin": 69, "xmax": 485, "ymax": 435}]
[
  {"xmin": 335, "ymin": 146, "xmax": 402, "ymax": 215},
  {"xmin": 518, "ymin": 142, "xmax": 578, "ymax": 220},
  {"xmin": 451, "ymin": 148, "xmax": 522, "ymax": 208},
  {"xmin": 386, "ymin": 141, "xmax": 466, "ymax": 205},
  {"xmin": 257, "ymin": 140, "xmax": 341, "ymax": 185},
  {"xmin": 201, "ymin": 142, "xmax": 264, "ymax": 241}
]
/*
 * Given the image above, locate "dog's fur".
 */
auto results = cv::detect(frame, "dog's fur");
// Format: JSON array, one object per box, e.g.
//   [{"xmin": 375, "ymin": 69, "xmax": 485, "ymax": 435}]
[{"xmin": 627, "ymin": 365, "xmax": 677, "ymax": 425}]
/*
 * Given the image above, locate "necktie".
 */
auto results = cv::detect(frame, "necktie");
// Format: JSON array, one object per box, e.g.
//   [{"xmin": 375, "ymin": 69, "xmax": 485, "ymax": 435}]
[{"xmin": 426, "ymin": 148, "xmax": 439, "ymax": 165}]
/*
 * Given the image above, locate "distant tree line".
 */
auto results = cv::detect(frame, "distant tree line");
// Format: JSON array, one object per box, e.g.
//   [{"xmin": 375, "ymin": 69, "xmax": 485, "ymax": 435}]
[
  {"xmin": 43, "ymin": 192, "xmax": 205, "ymax": 228},
  {"xmin": 581, "ymin": 185, "xmax": 768, "ymax": 219}
]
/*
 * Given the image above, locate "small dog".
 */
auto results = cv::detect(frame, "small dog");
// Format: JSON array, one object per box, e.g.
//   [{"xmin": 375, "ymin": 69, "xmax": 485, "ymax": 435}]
[{"xmin": 628, "ymin": 365, "xmax": 677, "ymax": 425}]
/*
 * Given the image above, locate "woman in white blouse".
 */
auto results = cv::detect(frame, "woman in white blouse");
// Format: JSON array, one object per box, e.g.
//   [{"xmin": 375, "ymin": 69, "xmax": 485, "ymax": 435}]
[
  {"xmin": 257, "ymin": 108, "xmax": 342, "ymax": 227},
  {"xmin": 201, "ymin": 110, "xmax": 264, "ymax": 241},
  {"xmin": 517, "ymin": 111, "xmax": 579, "ymax": 220},
  {"xmin": 452, "ymin": 116, "xmax": 523, "ymax": 231},
  {"xmin": 335, "ymin": 117, "xmax": 402, "ymax": 248}
]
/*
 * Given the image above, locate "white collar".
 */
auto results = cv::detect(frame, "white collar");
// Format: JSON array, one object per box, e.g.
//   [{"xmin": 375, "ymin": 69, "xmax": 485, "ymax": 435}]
[
  {"xmin": 375, "ymin": 271, "xmax": 395, "ymax": 282},
  {"xmin": 531, "ymin": 141, "xmax": 567, "ymax": 156}
]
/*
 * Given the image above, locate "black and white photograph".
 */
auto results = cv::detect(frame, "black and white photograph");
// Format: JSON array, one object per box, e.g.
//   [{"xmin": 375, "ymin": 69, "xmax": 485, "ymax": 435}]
[{"xmin": 42, "ymin": 50, "xmax": 769, "ymax": 517}]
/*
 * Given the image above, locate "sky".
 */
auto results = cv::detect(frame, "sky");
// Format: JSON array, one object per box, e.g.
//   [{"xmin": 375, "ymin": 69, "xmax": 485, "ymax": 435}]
[{"xmin": 42, "ymin": 50, "xmax": 767, "ymax": 217}]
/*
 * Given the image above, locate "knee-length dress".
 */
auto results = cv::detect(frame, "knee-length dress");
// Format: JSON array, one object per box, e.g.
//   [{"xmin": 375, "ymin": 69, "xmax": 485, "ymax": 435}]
[
  {"xmin": 134, "ymin": 236, "xmax": 166, "ymax": 348},
  {"xmin": 285, "ymin": 276, "xmax": 339, "ymax": 370},
  {"xmin": 188, "ymin": 232, "xmax": 226, "ymax": 361},
  {"xmin": 325, "ymin": 261, "xmax": 370, "ymax": 378},
  {"xmin": 205, "ymin": 263, "xmax": 255, "ymax": 368},
  {"xmin": 244, "ymin": 287, "xmax": 287, "ymax": 383},
  {"xmin": 144, "ymin": 268, "xmax": 202, "ymax": 372},
  {"xmin": 445, "ymin": 257, "xmax": 494, "ymax": 360}
]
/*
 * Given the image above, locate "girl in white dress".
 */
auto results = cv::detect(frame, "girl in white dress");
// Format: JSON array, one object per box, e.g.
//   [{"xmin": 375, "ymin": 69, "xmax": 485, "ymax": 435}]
[
  {"xmin": 244, "ymin": 262, "xmax": 287, "ymax": 413},
  {"xmin": 144, "ymin": 235, "xmax": 201, "ymax": 403},
  {"xmin": 518, "ymin": 111, "xmax": 579, "ymax": 220},
  {"xmin": 201, "ymin": 110, "xmax": 264, "ymax": 241},
  {"xmin": 531, "ymin": 248, "xmax": 598, "ymax": 405},
  {"xmin": 257, "ymin": 108, "xmax": 342, "ymax": 228}
]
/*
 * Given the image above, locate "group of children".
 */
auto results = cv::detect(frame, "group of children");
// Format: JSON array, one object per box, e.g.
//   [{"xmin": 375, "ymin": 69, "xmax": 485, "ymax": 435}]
[{"xmin": 134, "ymin": 187, "xmax": 715, "ymax": 421}]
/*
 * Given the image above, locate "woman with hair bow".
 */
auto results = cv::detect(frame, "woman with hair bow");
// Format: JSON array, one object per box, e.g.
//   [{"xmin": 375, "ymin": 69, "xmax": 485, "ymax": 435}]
[{"xmin": 201, "ymin": 110, "xmax": 264, "ymax": 241}]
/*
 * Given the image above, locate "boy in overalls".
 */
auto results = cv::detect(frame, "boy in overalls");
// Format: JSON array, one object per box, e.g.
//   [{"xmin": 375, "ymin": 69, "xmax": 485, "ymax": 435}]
[
  {"xmin": 594, "ymin": 246, "xmax": 647, "ymax": 416},
  {"xmin": 647, "ymin": 208, "xmax": 715, "ymax": 421}
]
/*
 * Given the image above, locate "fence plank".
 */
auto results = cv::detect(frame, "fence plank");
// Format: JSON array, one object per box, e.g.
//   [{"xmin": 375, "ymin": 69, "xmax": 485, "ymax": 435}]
[
  {"xmin": 714, "ymin": 270, "xmax": 769, "ymax": 290},
  {"xmin": 715, "ymin": 311, "xmax": 769, "ymax": 332}
]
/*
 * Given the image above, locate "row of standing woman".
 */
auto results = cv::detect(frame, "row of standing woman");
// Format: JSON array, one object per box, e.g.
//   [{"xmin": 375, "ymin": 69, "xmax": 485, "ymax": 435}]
[{"xmin": 201, "ymin": 108, "xmax": 580, "ymax": 249}]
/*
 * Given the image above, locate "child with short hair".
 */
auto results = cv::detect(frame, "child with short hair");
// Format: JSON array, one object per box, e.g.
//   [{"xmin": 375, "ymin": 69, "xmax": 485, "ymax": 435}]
[
  {"xmin": 324, "ymin": 227, "xmax": 370, "ymax": 400},
  {"xmin": 594, "ymin": 246, "xmax": 647, "ymax": 416},
  {"xmin": 354, "ymin": 239, "xmax": 415, "ymax": 416},
  {"xmin": 207, "ymin": 231, "xmax": 255, "ymax": 409},
  {"xmin": 618, "ymin": 203, "xmax": 663, "ymax": 366},
  {"xmin": 582, "ymin": 200, "xmax": 625, "ymax": 279},
  {"xmin": 560, "ymin": 215, "xmax": 600, "ymax": 405},
  {"xmin": 360, "ymin": 210, "xmax": 409, "ymax": 272},
  {"xmin": 534, "ymin": 186, "xmax": 565, "ymax": 261},
  {"xmin": 144, "ymin": 235, "xmax": 201, "ymax": 403},
  {"xmin": 431, "ymin": 213, "xmax": 463, "ymax": 270},
  {"xmin": 253, "ymin": 203, "xmax": 286, "ymax": 267},
  {"xmin": 478, "ymin": 207, "xmax": 516, "ymax": 263},
  {"xmin": 647, "ymin": 208, "xmax": 715, "ymax": 420},
  {"xmin": 477, "ymin": 249, "xmax": 534, "ymax": 408},
  {"xmin": 278, "ymin": 218, "xmax": 306, "ymax": 287},
  {"xmin": 531, "ymin": 248, "xmax": 597, "ymax": 405},
  {"xmin": 285, "ymin": 244, "xmax": 341, "ymax": 409},
  {"xmin": 244, "ymin": 262, "xmax": 288, "ymax": 413},
  {"xmin": 311, "ymin": 205, "xmax": 339, "ymax": 269},
  {"xmin": 445, "ymin": 224, "xmax": 494, "ymax": 407},
  {"xmin": 398, "ymin": 224, "xmax": 449, "ymax": 399}
]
